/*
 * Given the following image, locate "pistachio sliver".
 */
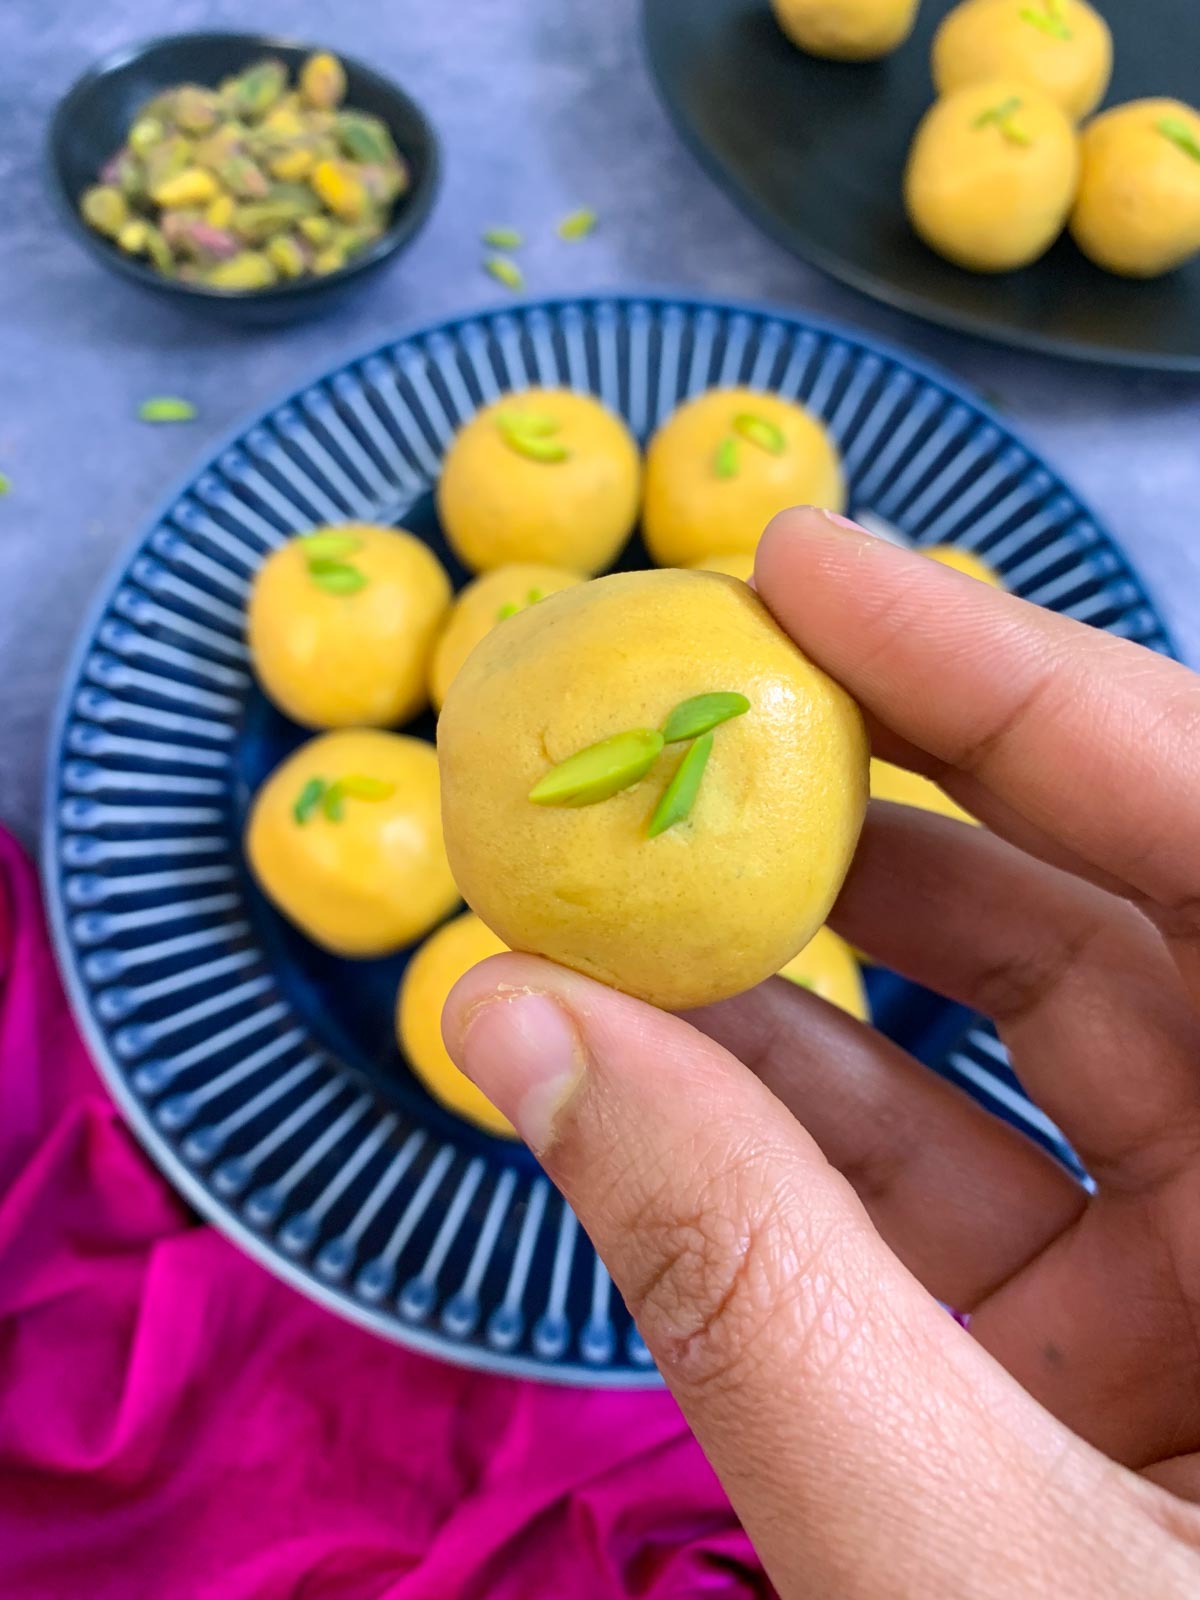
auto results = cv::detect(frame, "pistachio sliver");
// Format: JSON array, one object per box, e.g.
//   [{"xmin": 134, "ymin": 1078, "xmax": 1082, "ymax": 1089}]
[
  {"xmin": 1159, "ymin": 117, "xmax": 1200, "ymax": 164},
  {"xmin": 339, "ymin": 774, "xmax": 396, "ymax": 800},
  {"xmin": 293, "ymin": 776, "xmax": 326, "ymax": 824},
  {"xmin": 733, "ymin": 413, "xmax": 785, "ymax": 454},
  {"xmin": 529, "ymin": 729, "xmax": 664, "ymax": 807},
  {"xmin": 663, "ymin": 691, "xmax": 750, "ymax": 743},
  {"xmin": 1018, "ymin": 3, "xmax": 1072, "ymax": 38},
  {"xmin": 714, "ymin": 437, "xmax": 739, "ymax": 479},
  {"xmin": 498, "ymin": 410, "xmax": 559, "ymax": 438},
  {"xmin": 482, "ymin": 226, "xmax": 523, "ymax": 249},
  {"xmin": 497, "ymin": 417, "xmax": 570, "ymax": 464},
  {"xmin": 138, "ymin": 396, "xmax": 197, "ymax": 423},
  {"xmin": 556, "ymin": 207, "xmax": 597, "ymax": 241},
  {"xmin": 309, "ymin": 561, "xmax": 366, "ymax": 595},
  {"xmin": 485, "ymin": 254, "xmax": 524, "ymax": 290},
  {"xmin": 496, "ymin": 601, "xmax": 520, "ymax": 621},
  {"xmin": 300, "ymin": 531, "xmax": 363, "ymax": 560},
  {"xmin": 648, "ymin": 731, "xmax": 713, "ymax": 838},
  {"xmin": 322, "ymin": 780, "xmax": 346, "ymax": 821}
]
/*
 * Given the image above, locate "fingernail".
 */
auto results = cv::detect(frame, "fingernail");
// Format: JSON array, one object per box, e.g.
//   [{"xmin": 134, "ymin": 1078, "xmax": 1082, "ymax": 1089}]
[
  {"xmin": 456, "ymin": 991, "xmax": 585, "ymax": 1153},
  {"xmin": 819, "ymin": 508, "xmax": 867, "ymax": 534}
]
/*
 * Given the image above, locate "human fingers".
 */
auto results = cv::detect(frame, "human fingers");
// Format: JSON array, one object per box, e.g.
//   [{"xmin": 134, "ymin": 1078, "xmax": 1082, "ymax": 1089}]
[
  {"xmin": 685, "ymin": 976, "xmax": 1084, "ymax": 1308},
  {"xmin": 754, "ymin": 511, "xmax": 1200, "ymax": 994},
  {"xmin": 831, "ymin": 802, "xmax": 1200, "ymax": 1193},
  {"xmin": 442, "ymin": 954, "xmax": 1190, "ymax": 1599}
]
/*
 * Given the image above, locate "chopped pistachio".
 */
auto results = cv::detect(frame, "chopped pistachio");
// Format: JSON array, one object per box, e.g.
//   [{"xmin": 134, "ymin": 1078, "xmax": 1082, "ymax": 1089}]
[
  {"xmin": 482, "ymin": 226, "xmax": 523, "ymax": 249},
  {"xmin": 556, "ymin": 207, "xmax": 597, "ymax": 240},
  {"xmin": 529, "ymin": 729, "xmax": 665, "ymax": 807},
  {"xmin": 299, "ymin": 530, "xmax": 362, "ymax": 560},
  {"xmin": 138, "ymin": 397, "xmax": 197, "ymax": 423},
  {"xmin": 300, "ymin": 51, "xmax": 347, "ymax": 111},
  {"xmin": 485, "ymin": 254, "xmax": 524, "ymax": 290},
  {"xmin": 733, "ymin": 412, "xmax": 785, "ymax": 454},
  {"xmin": 308, "ymin": 560, "xmax": 365, "ymax": 594},
  {"xmin": 293, "ymin": 776, "xmax": 326, "ymax": 824},
  {"xmin": 1159, "ymin": 117, "xmax": 1200, "ymax": 163},
  {"xmin": 647, "ymin": 731, "xmax": 713, "ymax": 838},
  {"xmin": 663, "ymin": 692, "xmax": 750, "ymax": 743},
  {"xmin": 80, "ymin": 185, "xmax": 128, "ymax": 238},
  {"xmin": 205, "ymin": 250, "xmax": 278, "ymax": 290},
  {"xmin": 339, "ymin": 775, "xmax": 396, "ymax": 800},
  {"xmin": 714, "ymin": 437, "xmax": 739, "ymax": 479}
]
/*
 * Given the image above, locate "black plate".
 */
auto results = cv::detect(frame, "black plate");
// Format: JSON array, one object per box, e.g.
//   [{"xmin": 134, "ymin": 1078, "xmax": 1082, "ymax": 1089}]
[{"xmin": 643, "ymin": 0, "xmax": 1200, "ymax": 372}]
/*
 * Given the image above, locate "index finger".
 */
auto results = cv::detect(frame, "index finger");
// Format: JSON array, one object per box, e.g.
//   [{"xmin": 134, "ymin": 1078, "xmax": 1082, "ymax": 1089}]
[{"xmin": 755, "ymin": 509, "xmax": 1200, "ymax": 946}]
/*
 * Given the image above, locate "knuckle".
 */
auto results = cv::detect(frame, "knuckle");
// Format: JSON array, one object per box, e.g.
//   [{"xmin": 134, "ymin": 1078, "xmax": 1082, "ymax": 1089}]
[{"xmin": 621, "ymin": 1136, "xmax": 857, "ymax": 1394}]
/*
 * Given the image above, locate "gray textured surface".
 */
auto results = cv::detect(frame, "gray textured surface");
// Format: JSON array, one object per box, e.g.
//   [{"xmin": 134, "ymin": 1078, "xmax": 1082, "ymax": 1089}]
[{"xmin": 3, "ymin": 0, "xmax": 1198, "ymax": 851}]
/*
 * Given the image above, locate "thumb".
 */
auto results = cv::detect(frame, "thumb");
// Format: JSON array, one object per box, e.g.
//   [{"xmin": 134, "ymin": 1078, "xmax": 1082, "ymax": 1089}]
[{"xmin": 444, "ymin": 955, "xmax": 1152, "ymax": 1599}]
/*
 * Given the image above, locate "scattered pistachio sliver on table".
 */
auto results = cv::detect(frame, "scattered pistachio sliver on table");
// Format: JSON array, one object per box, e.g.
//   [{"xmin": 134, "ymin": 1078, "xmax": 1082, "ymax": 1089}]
[
  {"xmin": 556, "ymin": 207, "xmax": 597, "ymax": 241},
  {"xmin": 484, "ymin": 254, "xmax": 524, "ymax": 290},
  {"xmin": 138, "ymin": 396, "xmax": 197, "ymax": 423},
  {"xmin": 78, "ymin": 53, "xmax": 410, "ymax": 290}
]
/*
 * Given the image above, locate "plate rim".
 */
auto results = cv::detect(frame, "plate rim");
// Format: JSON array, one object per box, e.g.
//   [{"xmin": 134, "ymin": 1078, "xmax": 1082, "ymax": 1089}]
[
  {"xmin": 40, "ymin": 288, "xmax": 1175, "ymax": 1383},
  {"xmin": 640, "ymin": 0, "xmax": 1200, "ymax": 377}
]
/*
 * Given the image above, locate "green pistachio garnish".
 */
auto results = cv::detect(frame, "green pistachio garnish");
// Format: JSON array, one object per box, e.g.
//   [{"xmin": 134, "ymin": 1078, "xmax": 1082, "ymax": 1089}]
[
  {"xmin": 485, "ymin": 254, "xmax": 524, "ymax": 290},
  {"xmin": 497, "ymin": 410, "xmax": 570, "ymax": 463},
  {"xmin": 663, "ymin": 691, "xmax": 751, "ymax": 743},
  {"xmin": 1158, "ymin": 117, "xmax": 1200, "ymax": 164},
  {"xmin": 298, "ymin": 530, "xmax": 367, "ymax": 594},
  {"xmin": 138, "ymin": 396, "xmax": 196, "ymax": 423},
  {"xmin": 733, "ymin": 413, "xmax": 785, "ymax": 455},
  {"xmin": 556, "ymin": 207, "xmax": 597, "ymax": 241},
  {"xmin": 339, "ymin": 774, "xmax": 397, "ymax": 800},
  {"xmin": 529, "ymin": 729, "xmax": 664, "ymax": 807},
  {"xmin": 1019, "ymin": 0, "xmax": 1072, "ymax": 39},
  {"xmin": 482, "ymin": 226, "xmax": 523, "ymax": 249},
  {"xmin": 308, "ymin": 559, "xmax": 366, "ymax": 595},
  {"xmin": 972, "ymin": 96, "xmax": 1032, "ymax": 146},
  {"xmin": 714, "ymin": 437, "xmax": 740, "ymax": 479},
  {"xmin": 496, "ymin": 586, "xmax": 545, "ymax": 622},
  {"xmin": 647, "ymin": 731, "xmax": 713, "ymax": 838},
  {"xmin": 294, "ymin": 772, "xmax": 395, "ymax": 823},
  {"xmin": 293, "ymin": 776, "xmax": 326, "ymax": 824},
  {"xmin": 300, "ymin": 531, "xmax": 362, "ymax": 561}
]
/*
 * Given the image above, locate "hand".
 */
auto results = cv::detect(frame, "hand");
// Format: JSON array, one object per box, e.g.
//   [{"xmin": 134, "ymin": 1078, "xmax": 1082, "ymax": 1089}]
[{"xmin": 443, "ymin": 509, "xmax": 1200, "ymax": 1598}]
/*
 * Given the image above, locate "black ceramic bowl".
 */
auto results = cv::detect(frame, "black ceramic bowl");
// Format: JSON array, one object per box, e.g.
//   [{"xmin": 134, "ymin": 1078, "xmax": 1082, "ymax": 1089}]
[{"xmin": 47, "ymin": 32, "xmax": 440, "ymax": 326}]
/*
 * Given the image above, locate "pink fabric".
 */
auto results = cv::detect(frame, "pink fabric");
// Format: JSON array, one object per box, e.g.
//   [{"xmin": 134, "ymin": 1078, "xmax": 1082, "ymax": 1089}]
[{"xmin": 0, "ymin": 832, "xmax": 766, "ymax": 1599}]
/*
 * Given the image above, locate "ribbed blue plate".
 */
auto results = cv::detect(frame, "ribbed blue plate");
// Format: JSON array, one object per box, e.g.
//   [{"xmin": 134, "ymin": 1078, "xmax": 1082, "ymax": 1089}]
[{"xmin": 44, "ymin": 294, "xmax": 1173, "ymax": 1385}]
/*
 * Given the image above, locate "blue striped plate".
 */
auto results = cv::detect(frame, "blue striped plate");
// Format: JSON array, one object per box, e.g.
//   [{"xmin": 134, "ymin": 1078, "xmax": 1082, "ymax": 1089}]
[{"xmin": 44, "ymin": 294, "xmax": 1171, "ymax": 1384}]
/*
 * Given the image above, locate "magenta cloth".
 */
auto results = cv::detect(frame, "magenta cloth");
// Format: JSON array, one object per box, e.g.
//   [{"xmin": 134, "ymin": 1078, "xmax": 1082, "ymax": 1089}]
[{"xmin": 0, "ymin": 832, "xmax": 766, "ymax": 1599}]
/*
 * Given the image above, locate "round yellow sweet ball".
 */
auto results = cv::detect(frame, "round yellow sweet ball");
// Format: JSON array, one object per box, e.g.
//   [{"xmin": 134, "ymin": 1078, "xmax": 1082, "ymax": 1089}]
[
  {"xmin": 397, "ymin": 913, "xmax": 515, "ymax": 1139},
  {"xmin": 643, "ymin": 389, "xmax": 844, "ymax": 568},
  {"xmin": 247, "ymin": 524, "xmax": 450, "ymax": 729},
  {"xmin": 436, "ymin": 389, "xmax": 640, "ymax": 575},
  {"xmin": 870, "ymin": 757, "xmax": 977, "ymax": 826},
  {"xmin": 439, "ymin": 569, "xmax": 869, "ymax": 1011},
  {"xmin": 429, "ymin": 563, "xmax": 584, "ymax": 711},
  {"xmin": 932, "ymin": 0, "xmax": 1112, "ymax": 123},
  {"xmin": 771, "ymin": 0, "xmax": 920, "ymax": 60},
  {"xmin": 687, "ymin": 549, "xmax": 757, "ymax": 583},
  {"xmin": 905, "ymin": 80, "xmax": 1079, "ymax": 272},
  {"xmin": 778, "ymin": 925, "xmax": 869, "ymax": 1020},
  {"xmin": 1070, "ymin": 100, "xmax": 1200, "ymax": 278},
  {"xmin": 925, "ymin": 545, "xmax": 1003, "ymax": 586},
  {"xmin": 246, "ymin": 730, "xmax": 459, "ymax": 958}
]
